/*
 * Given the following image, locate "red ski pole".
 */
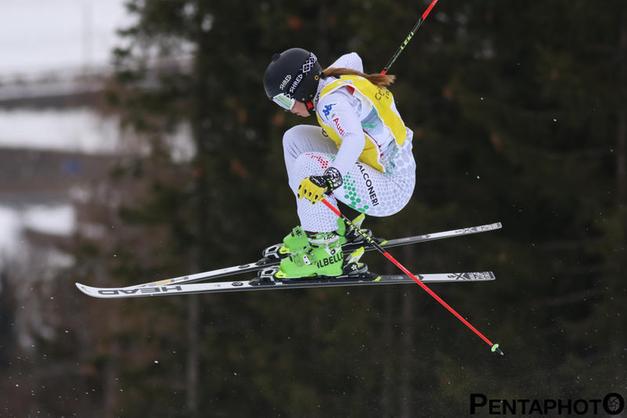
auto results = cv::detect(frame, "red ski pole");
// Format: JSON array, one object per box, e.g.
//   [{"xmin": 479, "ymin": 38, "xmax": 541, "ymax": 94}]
[
  {"xmin": 321, "ymin": 199, "xmax": 503, "ymax": 355},
  {"xmin": 320, "ymin": 1, "xmax": 503, "ymax": 354},
  {"xmin": 381, "ymin": 0, "xmax": 440, "ymax": 75}
]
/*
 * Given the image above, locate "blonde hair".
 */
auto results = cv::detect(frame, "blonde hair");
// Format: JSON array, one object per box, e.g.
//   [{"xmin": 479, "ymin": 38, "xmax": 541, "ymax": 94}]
[{"xmin": 321, "ymin": 67, "xmax": 396, "ymax": 87}]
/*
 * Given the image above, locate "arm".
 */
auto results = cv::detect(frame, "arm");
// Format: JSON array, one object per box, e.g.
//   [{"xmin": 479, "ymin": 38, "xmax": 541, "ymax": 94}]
[
  {"xmin": 318, "ymin": 93, "xmax": 365, "ymax": 177},
  {"xmin": 298, "ymin": 93, "xmax": 365, "ymax": 204}
]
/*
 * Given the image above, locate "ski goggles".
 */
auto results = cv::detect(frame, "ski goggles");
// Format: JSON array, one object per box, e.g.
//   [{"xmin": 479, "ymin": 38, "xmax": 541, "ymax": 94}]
[{"xmin": 272, "ymin": 93, "xmax": 296, "ymax": 111}]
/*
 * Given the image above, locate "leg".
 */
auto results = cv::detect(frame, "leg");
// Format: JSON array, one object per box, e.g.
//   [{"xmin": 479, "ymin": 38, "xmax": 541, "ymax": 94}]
[
  {"xmin": 290, "ymin": 151, "xmax": 339, "ymax": 232},
  {"xmin": 282, "ymin": 125, "xmax": 340, "ymax": 232},
  {"xmin": 334, "ymin": 143, "xmax": 416, "ymax": 217},
  {"xmin": 283, "ymin": 125, "xmax": 337, "ymax": 191},
  {"xmin": 282, "ymin": 125, "xmax": 416, "ymax": 229},
  {"xmin": 289, "ymin": 148, "xmax": 416, "ymax": 231}
]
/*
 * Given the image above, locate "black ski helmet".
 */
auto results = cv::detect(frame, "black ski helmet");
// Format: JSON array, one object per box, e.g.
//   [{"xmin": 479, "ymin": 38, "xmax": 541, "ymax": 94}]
[{"xmin": 263, "ymin": 48, "xmax": 322, "ymax": 110}]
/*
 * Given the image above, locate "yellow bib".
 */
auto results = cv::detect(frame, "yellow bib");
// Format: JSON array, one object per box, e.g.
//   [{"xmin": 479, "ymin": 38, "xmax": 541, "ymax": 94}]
[{"xmin": 316, "ymin": 75, "xmax": 407, "ymax": 172}]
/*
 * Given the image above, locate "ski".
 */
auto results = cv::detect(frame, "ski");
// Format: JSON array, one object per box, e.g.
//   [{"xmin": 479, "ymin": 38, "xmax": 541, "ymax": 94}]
[
  {"xmin": 97, "ymin": 222, "xmax": 502, "ymax": 291},
  {"xmin": 75, "ymin": 271, "xmax": 496, "ymax": 299}
]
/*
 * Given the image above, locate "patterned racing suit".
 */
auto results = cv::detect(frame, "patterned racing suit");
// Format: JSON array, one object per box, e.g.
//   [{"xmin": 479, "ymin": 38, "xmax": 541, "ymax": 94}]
[{"xmin": 283, "ymin": 52, "xmax": 416, "ymax": 232}]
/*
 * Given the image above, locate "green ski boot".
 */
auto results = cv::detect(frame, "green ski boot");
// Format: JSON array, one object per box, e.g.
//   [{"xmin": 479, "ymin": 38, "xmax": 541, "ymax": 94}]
[
  {"xmin": 275, "ymin": 232, "xmax": 344, "ymax": 279},
  {"xmin": 278, "ymin": 225, "xmax": 310, "ymax": 256},
  {"xmin": 252, "ymin": 245, "xmax": 369, "ymax": 285},
  {"xmin": 277, "ymin": 214, "xmax": 369, "ymax": 256},
  {"xmin": 337, "ymin": 213, "xmax": 371, "ymax": 246}
]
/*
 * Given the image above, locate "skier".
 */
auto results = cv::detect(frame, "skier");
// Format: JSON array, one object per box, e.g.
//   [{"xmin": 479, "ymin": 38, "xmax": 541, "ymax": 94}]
[{"xmin": 263, "ymin": 48, "xmax": 416, "ymax": 279}]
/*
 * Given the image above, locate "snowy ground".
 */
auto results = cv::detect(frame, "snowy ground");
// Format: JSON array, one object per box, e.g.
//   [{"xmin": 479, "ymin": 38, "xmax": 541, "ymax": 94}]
[
  {"xmin": 0, "ymin": 109, "xmax": 117, "ymax": 264},
  {"xmin": 0, "ymin": 204, "xmax": 75, "ymax": 260},
  {"xmin": 0, "ymin": 108, "xmax": 194, "ymax": 264},
  {"xmin": 0, "ymin": 108, "xmax": 121, "ymax": 153}
]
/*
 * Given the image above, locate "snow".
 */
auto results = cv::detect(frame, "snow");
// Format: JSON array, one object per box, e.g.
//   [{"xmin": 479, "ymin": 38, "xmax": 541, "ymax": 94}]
[
  {"xmin": 0, "ymin": 204, "xmax": 75, "ymax": 266},
  {"xmin": 0, "ymin": 0, "xmax": 195, "ymax": 261},
  {"xmin": 0, "ymin": 108, "xmax": 120, "ymax": 153},
  {"xmin": 22, "ymin": 205, "xmax": 76, "ymax": 236},
  {"xmin": 0, "ymin": 206, "xmax": 21, "ymax": 256}
]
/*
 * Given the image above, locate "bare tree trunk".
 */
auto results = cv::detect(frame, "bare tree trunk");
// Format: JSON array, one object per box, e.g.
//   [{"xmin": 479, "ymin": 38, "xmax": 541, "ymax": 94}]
[
  {"xmin": 185, "ymin": 2, "xmax": 214, "ymax": 415},
  {"xmin": 618, "ymin": 112, "xmax": 626, "ymax": 205},
  {"xmin": 103, "ymin": 340, "xmax": 120, "ymax": 418},
  {"xmin": 91, "ymin": 260, "xmax": 119, "ymax": 418},
  {"xmin": 618, "ymin": 18, "xmax": 627, "ymax": 206},
  {"xmin": 615, "ymin": 8, "xmax": 627, "ymax": 401},
  {"xmin": 381, "ymin": 263, "xmax": 396, "ymax": 416},
  {"xmin": 186, "ymin": 295, "xmax": 200, "ymax": 418},
  {"xmin": 399, "ymin": 246, "xmax": 414, "ymax": 418}
]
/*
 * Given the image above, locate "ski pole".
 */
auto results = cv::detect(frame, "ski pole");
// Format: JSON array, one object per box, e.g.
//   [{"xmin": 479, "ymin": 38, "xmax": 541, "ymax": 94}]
[
  {"xmin": 321, "ymin": 199, "xmax": 504, "ymax": 356},
  {"xmin": 325, "ymin": 1, "xmax": 503, "ymax": 354},
  {"xmin": 381, "ymin": 0, "xmax": 440, "ymax": 75}
]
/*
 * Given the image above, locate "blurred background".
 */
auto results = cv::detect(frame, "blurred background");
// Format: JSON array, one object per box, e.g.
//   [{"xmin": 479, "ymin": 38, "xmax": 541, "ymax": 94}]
[{"xmin": 0, "ymin": 0, "xmax": 625, "ymax": 417}]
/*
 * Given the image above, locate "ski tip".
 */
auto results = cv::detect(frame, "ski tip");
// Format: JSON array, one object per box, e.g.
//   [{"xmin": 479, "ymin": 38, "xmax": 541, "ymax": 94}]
[
  {"xmin": 75, "ymin": 282, "xmax": 105, "ymax": 298},
  {"xmin": 491, "ymin": 343, "xmax": 504, "ymax": 356},
  {"xmin": 495, "ymin": 222, "xmax": 503, "ymax": 229},
  {"xmin": 75, "ymin": 282, "xmax": 91, "ymax": 295}
]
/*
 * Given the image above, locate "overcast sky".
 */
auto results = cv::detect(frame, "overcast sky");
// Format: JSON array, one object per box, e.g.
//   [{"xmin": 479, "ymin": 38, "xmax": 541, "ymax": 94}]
[{"xmin": 0, "ymin": 0, "xmax": 130, "ymax": 75}]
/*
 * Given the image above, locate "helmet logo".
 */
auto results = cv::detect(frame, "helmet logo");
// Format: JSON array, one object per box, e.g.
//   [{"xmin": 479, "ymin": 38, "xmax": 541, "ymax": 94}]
[
  {"xmin": 279, "ymin": 74, "xmax": 292, "ymax": 90},
  {"xmin": 289, "ymin": 73, "xmax": 303, "ymax": 94},
  {"xmin": 303, "ymin": 54, "xmax": 317, "ymax": 73},
  {"xmin": 302, "ymin": 54, "xmax": 317, "ymax": 73}
]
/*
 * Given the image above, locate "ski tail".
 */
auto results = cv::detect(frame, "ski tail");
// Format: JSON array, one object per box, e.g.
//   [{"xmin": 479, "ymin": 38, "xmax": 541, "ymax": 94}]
[{"xmin": 75, "ymin": 271, "xmax": 496, "ymax": 299}]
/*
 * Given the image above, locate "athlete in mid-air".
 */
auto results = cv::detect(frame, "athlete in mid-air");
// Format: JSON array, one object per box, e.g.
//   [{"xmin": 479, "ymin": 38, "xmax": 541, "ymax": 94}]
[{"xmin": 263, "ymin": 48, "xmax": 416, "ymax": 279}]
